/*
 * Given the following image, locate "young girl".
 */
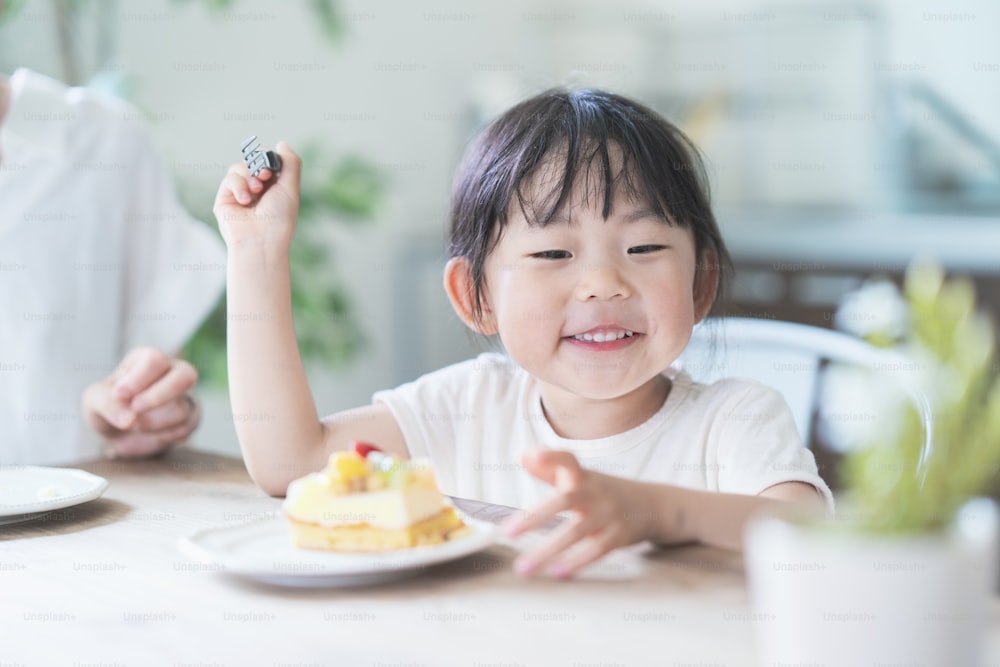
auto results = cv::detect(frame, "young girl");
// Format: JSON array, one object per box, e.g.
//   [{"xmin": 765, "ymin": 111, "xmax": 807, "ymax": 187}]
[{"xmin": 215, "ymin": 88, "xmax": 832, "ymax": 579}]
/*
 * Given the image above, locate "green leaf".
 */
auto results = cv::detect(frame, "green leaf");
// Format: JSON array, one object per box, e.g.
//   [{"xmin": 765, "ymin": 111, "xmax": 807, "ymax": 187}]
[
  {"xmin": 308, "ymin": 0, "xmax": 346, "ymax": 43},
  {"xmin": 323, "ymin": 156, "xmax": 386, "ymax": 219}
]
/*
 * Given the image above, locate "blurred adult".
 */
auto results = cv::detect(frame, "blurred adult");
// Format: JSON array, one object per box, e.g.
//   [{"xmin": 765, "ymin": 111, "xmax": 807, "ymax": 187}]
[{"xmin": 0, "ymin": 67, "xmax": 224, "ymax": 464}]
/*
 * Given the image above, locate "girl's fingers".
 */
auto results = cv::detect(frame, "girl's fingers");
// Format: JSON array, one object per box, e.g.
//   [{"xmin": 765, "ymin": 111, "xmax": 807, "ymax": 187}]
[
  {"xmin": 220, "ymin": 172, "xmax": 253, "ymax": 205},
  {"xmin": 272, "ymin": 140, "xmax": 302, "ymax": 195},
  {"xmin": 513, "ymin": 517, "xmax": 592, "ymax": 577},
  {"xmin": 503, "ymin": 491, "xmax": 573, "ymax": 537},
  {"xmin": 219, "ymin": 154, "xmax": 281, "ymax": 204},
  {"xmin": 216, "ymin": 144, "xmax": 298, "ymax": 213},
  {"xmin": 226, "ymin": 161, "xmax": 250, "ymax": 177},
  {"xmin": 546, "ymin": 525, "xmax": 624, "ymax": 579}
]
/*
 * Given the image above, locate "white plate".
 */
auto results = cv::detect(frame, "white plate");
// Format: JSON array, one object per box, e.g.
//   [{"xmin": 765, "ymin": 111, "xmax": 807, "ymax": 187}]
[
  {"xmin": 179, "ymin": 515, "xmax": 501, "ymax": 587},
  {"xmin": 0, "ymin": 466, "xmax": 109, "ymax": 525}
]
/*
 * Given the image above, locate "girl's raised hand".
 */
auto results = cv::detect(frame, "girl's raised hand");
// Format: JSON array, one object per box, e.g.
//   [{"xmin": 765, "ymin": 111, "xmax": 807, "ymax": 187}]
[
  {"xmin": 503, "ymin": 450, "xmax": 655, "ymax": 579},
  {"xmin": 213, "ymin": 140, "xmax": 301, "ymax": 254}
]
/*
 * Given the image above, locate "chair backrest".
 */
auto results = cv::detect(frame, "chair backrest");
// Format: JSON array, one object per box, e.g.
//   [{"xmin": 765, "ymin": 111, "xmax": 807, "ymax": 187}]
[{"xmin": 676, "ymin": 317, "xmax": 932, "ymax": 481}]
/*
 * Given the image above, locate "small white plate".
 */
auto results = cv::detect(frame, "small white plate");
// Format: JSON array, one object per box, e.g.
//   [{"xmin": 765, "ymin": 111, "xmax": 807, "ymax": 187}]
[
  {"xmin": 179, "ymin": 515, "xmax": 501, "ymax": 587},
  {"xmin": 0, "ymin": 466, "xmax": 109, "ymax": 526}
]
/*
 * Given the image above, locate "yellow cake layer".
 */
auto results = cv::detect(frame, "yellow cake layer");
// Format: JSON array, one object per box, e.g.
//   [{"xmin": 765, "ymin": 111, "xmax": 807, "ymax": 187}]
[
  {"xmin": 284, "ymin": 479, "xmax": 444, "ymax": 529},
  {"xmin": 286, "ymin": 506, "xmax": 468, "ymax": 552}
]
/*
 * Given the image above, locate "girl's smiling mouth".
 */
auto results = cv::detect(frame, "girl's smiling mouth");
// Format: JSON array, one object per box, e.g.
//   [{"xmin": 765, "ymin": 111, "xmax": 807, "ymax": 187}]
[{"xmin": 564, "ymin": 326, "xmax": 639, "ymax": 350}]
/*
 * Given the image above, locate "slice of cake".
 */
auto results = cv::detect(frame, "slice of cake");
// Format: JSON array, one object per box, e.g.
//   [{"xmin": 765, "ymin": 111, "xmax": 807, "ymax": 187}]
[{"xmin": 282, "ymin": 442, "xmax": 467, "ymax": 551}]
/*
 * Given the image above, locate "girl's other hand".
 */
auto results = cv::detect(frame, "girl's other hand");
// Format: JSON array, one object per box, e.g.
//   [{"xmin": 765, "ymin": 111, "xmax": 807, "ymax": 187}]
[
  {"xmin": 503, "ymin": 450, "xmax": 654, "ymax": 579},
  {"xmin": 213, "ymin": 141, "xmax": 301, "ymax": 255}
]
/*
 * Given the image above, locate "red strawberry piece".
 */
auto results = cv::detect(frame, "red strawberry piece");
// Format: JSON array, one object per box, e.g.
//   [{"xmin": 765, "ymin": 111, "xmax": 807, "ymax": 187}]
[{"xmin": 353, "ymin": 441, "xmax": 383, "ymax": 458}]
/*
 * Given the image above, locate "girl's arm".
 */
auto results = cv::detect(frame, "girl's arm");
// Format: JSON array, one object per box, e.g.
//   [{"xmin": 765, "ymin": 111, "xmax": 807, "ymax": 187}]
[
  {"xmin": 505, "ymin": 450, "xmax": 825, "ymax": 578},
  {"xmin": 214, "ymin": 143, "xmax": 406, "ymax": 495},
  {"xmin": 644, "ymin": 478, "xmax": 823, "ymax": 550}
]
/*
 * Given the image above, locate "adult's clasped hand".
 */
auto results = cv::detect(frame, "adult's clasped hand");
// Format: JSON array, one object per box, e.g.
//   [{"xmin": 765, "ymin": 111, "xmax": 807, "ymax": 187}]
[{"xmin": 82, "ymin": 347, "xmax": 200, "ymax": 458}]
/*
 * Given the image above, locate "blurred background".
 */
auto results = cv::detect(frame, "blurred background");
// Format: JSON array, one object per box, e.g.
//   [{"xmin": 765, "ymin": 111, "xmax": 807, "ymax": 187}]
[{"xmin": 3, "ymin": 0, "xmax": 999, "ymax": 458}]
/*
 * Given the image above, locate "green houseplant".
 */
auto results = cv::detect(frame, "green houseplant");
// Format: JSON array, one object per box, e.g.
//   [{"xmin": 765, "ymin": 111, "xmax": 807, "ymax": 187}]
[
  {"xmin": 841, "ymin": 260, "xmax": 1000, "ymax": 532},
  {"xmin": 745, "ymin": 259, "xmax": 1000, "ymax": 666}
]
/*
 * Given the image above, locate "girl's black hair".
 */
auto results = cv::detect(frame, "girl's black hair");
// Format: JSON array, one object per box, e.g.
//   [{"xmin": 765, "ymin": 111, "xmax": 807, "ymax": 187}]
[{"xmin": 448, "ymin": 87, "xmax": 732, "ymax": 322}]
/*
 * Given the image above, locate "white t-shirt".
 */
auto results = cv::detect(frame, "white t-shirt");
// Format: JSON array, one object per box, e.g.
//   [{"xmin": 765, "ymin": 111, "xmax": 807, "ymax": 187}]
[
  {"xmin": 0, "ymin": 68, "xmax": 225, "ymax": 465},
  {"xmin": 375, "ymin": 353, "xmax": 834, "ymax": 510}
]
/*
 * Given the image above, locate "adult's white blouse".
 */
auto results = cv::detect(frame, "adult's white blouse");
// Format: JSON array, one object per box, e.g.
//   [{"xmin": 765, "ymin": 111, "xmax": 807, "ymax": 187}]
[{"xmin": 0, "ymin": 68, "xmax": 225, "ymax": 464}]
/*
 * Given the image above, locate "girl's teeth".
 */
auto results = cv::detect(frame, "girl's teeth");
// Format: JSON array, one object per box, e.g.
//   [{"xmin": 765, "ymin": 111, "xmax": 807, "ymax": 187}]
[{"xmin": 573, "ymin": 330, "xmax": 634, "ymax": 343}]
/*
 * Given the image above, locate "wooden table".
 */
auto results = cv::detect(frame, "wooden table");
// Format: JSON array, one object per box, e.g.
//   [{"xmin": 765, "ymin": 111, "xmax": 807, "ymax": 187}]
[{"xmin": 1, "ymin": 449, "xmax": 996, "ymax": 666}]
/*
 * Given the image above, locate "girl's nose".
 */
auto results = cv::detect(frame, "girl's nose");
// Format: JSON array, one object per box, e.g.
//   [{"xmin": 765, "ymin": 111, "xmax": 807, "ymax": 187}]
[{"xmin": 575, "ymin": 263, "xmax": 632, "ymax": 301}]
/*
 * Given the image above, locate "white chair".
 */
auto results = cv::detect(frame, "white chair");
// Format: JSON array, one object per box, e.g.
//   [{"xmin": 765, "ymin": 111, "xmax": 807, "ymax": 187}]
[{"xmin": 676, "ymin": 317, "xmax": 932, "ymax": 482}]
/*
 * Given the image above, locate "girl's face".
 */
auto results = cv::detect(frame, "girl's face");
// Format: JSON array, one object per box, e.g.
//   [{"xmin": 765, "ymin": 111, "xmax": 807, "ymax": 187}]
[{"xmin": 478, "ymin": 166, "xmax": 717, "ymax": 406}]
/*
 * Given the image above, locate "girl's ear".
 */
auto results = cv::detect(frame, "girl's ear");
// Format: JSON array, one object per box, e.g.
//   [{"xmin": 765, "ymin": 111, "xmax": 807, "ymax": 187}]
[
  {"xmin": 443, "ymin": 257, "xmax": 498, "ymax": 335},
  {"xmin": 693, "ymin": 248, "xmax": 720, "ymax": 323}
]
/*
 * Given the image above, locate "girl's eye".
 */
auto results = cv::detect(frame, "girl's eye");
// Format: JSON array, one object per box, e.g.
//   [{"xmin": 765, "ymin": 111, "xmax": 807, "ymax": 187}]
[
  {"xmin": 530, "ymin": 250, "xmax": 572, "ymax": 260},
  {"xmin": 628, "ymin": 244, "xmax": 666, "ymax": 255}
]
